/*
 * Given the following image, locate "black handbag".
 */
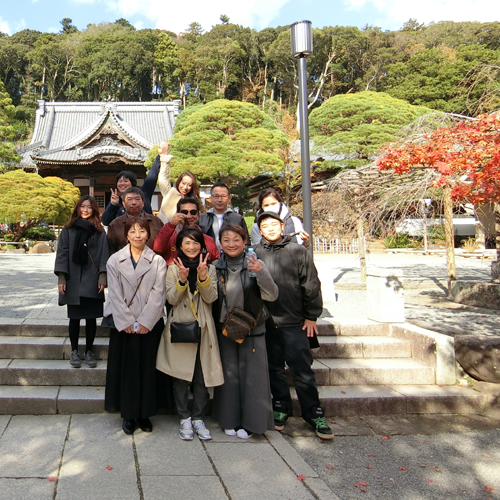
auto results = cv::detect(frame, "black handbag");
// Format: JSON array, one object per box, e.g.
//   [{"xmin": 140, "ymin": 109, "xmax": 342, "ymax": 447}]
[
  {"xmin": 170, "ymin": 292, "xmax": 201, "ymax": 343},
  {"xmin": 170, "ymin": 320, "xmax": 201, "ymax": 343}
]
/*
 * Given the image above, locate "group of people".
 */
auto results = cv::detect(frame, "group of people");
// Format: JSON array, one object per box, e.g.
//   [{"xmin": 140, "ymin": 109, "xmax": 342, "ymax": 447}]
[{"xmin": 54, "ymin": 142, "xmax": 333, "ymax": 442}]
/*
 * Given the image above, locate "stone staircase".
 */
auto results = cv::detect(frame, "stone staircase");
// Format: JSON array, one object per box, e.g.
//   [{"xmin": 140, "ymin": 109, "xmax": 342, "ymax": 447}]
[{"xmin": 0, "ymin": 318, "xmax": 484, "ymax": 416}]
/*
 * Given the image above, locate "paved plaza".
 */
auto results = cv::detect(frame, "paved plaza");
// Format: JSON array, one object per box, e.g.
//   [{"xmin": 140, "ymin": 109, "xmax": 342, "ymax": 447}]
[{"xmin": 1, "ymin": 251, "xmax": 500, "ymax": 499}]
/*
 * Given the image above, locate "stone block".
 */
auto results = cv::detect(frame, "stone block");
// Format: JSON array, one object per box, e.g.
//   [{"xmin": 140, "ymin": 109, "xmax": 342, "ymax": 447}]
[
  {"xmin": 62, "ymin": 337, "xmax": 109, "ymax": 360},
  {"xmin": 451, "ymin": 280, "xmax": 500, "ymax": 310},
  {"xmin": 455, "ymin": 335, "xmax": 500, "ymax": 383},
  {"xmin": 366, "ymin": 267, "xmax": 405, "ymax": 323},
  {"xmin": 206, "ymin": 442, "xmax": 317, "ymax": 500},
  {"xmin": 57, "ymin": 414, "xmax": 139, "ymax": 500},
  {"xmin": 360, "ymin": 336, "xmax": 412, "ymax": 358},
  {"xmin": 389, "ymin": 384, "xmax": 484, "ymax": 414},
  {"xmin": 0, "ymin": 386, "xmax": 58, "ymax": 415},
  {"xmin": 360, "ymin": 414, "xmax": 436, "ymax": 435},
  {"xmin": 316, "ymin": 318, "xmax": 340, "ymax": 336},
  {"xmin": 0, "ymin": 478, "xmax": 55, "ymax": 500},
  {"xmin": 0, "ymin": 336, "xmax": 65, "ymax": 359},
  {"xmin": 297, "ymin": 385, "xmax": 407, "ymax": 417},
  {"xmin": 57, "ymin": 386, "xmax": 105, "ymax": 414},
  {"xmin": 0, "ymin": 415, "xmax": 69, "ymax": 477},
  {"xmin": 321, "ymin": 358, "xmax": 435, "ymax": 385},
  {"xmin": 29, "ymin": 242, "xmax": 52, "ymax": 254},
  {"xmin": 334, "ymin": 319, "xmax": 390, "ymax": 336},
  {"xmin": 0, "ymin": 318, "xmax": 23, "ymax": 336},
  {"xmin": 391, "ymin": 323, "xmax": 455, "ymax": 385},
  {"xmin": 2, "ymin": 359, "xmax": 107, "ymax": 386},
  {"xmin": 142, "ymin": 477, "xmax": 227, "ymax": 500}
]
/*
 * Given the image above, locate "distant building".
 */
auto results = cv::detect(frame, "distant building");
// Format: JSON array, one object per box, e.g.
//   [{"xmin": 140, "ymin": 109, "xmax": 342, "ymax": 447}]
[{"xmin": 19, "ymin": 100, "xmax": 180, "ymax": 212}]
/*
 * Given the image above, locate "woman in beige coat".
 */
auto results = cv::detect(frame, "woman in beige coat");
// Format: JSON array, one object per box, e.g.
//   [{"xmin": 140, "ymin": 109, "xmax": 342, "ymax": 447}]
[
  {"xmin": 156, "ymin": 228, "xmax": 223, "ymax": 441},
  {"xmin": 104, "ymin": 217, "xmax": 167, "ymax": 436}
]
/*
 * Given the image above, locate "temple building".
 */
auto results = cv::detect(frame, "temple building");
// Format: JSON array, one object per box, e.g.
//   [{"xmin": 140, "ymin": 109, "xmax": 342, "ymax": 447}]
[{"xmin": 20, "ymin": 100, "xmax": 180, "ymax": 212}]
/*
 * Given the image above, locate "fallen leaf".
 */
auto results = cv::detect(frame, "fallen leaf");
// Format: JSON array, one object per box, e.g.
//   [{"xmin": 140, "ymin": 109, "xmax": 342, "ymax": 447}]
[
  {"xmin": 341, "ymin": 391, "xmax": 347, "ymax": 394},
  {"xmin": 420, "ymin": 464, "xmax": 426, "ymax": 468},
  {"xmin": 369, "ymin": 454, "xmax": 376, "ymax": 457},
  {"xmin": 400, "ymin": 467, "xmax": 408, "ymax": 471},
  {"xmin": 359, "ymin": 482, "xmax": 368, "ymax": 487},
  {"xmin": 96, "ymin": 387, "xmax": 102, "ymax": 391},
  {"xmin": 367, "ymin": 466, "xmax": 372, "ymax": 469},
  {"xmin": 483, "ymin": 454, "xmax": 491, "ymax": 459},
  {"xmin": 432, "ymin": 466, "xmax": 442, "ymax": 473},
  {"xmin": 49, "ymin": 476, "xmax": 56, "ymax": 482},
  {"xmin": 297, "ymin": 475, "xmax": 305, "ymax": 481},
  {"xmin": 428, "ymin": 479, "xmax": 433, "ymax": 482},
  {"xmin": 416, "ymin": 439, "xmax": 424, "ymax": 443},
  {"xmin": 326, "ymin": 465, "xmax": 334, "ymax": 470},
  {"xmin": 106, "ymin": 465, "xmax": 113, "ymax": 471},
  {"xmin": 382, "ymin": 436, "xmax": 390, "ymax": 440},
  {"xmin": 484, "ymin": 485, "xmax": 494, "ymax": 493}
]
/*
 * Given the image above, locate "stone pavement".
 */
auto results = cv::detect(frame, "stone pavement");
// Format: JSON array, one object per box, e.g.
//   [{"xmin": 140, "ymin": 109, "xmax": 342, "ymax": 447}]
[{"xmin": 0, "ymin": 413, "xmax": 335, "ymax": 500}]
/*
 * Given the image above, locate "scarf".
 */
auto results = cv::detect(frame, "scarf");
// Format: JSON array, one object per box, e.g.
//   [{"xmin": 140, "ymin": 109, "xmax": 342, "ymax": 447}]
[
  {"xmin": 72, "ymin": 218, "xmax": 97, "ymax": 266},
  {"xmin": 177, "ymin": 249, "xmax": 201, "ymax": 294}
]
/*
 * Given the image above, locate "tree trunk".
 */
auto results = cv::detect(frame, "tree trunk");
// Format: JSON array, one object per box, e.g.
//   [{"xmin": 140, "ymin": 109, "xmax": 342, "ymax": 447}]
[
  {"xmin": 357, "ymin": 208, "xmax": 367, "ymax": 282},
  {"xmin": 443, "ymin": 187, "xmax": 456, "ymax": 295}
]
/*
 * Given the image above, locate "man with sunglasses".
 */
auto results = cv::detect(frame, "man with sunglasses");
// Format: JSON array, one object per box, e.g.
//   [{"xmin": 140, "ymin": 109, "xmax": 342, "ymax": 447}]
[
  {"xmin": 198, "ymin": 182, "xmax": 249, "ymax": 250},
  {"xmin": 153, "ymin": 197, "xmax": 219, "ymax": 265}
]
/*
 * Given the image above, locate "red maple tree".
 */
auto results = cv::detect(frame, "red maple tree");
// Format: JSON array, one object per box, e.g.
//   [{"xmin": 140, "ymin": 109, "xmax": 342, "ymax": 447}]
[{"xmin": 377, "ymin": 113, "xmax": 500, "ymax": 204}]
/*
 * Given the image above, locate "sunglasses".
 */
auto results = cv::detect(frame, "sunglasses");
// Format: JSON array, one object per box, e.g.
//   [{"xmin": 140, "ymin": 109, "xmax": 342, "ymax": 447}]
[{"xmin": 180, "ymin": 209, "xmax": 199, "ymax": 216}]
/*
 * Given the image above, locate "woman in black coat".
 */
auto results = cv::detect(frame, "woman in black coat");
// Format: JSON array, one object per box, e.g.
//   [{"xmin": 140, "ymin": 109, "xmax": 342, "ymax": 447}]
[{"xmin": 54, "ymin": 196, "xmax": 109, "ymax": 368}]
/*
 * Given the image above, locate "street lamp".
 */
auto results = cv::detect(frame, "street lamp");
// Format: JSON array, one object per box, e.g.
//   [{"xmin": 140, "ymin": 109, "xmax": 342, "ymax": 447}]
[{"xmin": 290, "ymin": 21, "xmax": 313, "ymax": 252}]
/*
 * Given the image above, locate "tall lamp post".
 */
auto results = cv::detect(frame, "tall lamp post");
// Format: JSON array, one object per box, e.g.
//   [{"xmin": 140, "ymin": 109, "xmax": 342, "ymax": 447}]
[{"xmin": 291, "ymin": 20, "xmax": 314, "ymax": 252}]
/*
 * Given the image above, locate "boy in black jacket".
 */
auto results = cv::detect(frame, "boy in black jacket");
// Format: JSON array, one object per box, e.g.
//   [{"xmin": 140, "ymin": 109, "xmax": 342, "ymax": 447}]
[{"xmin": 255, "ymin": 211, "xmax": 333, "ymax": 440}]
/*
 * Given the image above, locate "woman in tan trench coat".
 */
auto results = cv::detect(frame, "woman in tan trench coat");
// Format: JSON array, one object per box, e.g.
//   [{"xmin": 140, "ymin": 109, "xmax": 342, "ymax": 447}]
[{"xmin": 156, "ymin": 228, "xmax": 223, "ymax": 441}]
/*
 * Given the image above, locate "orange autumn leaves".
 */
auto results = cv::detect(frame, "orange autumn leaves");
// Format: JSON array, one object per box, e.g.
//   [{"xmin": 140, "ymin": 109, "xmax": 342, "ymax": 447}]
[{"xmin": 377, "ymin": 113, "xmax": 500, "ymax": 204}]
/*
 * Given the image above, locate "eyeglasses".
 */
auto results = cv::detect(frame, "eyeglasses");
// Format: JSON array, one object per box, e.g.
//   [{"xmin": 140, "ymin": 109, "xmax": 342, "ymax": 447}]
[
  {"xmin": 211, "ymin": 195, "xmax": 229, "ymax": 200},
  {"xmin": 180, "ymin": 209, "xmax": 199, "ymax": 216}
]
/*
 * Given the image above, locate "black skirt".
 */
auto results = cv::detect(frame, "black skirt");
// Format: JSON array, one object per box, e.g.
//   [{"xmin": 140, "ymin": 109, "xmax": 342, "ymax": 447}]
[
  {"xmin": 67, "ymin": 297, "xmax": 103, "ymax": 319},
  {"xmin": 104, "ymin": 318, "xmax": 173, "ymax": 419}
]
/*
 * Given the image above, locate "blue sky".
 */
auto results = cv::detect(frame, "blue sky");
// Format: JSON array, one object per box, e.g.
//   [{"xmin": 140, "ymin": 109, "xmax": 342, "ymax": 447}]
[{"xmin": 0, "ymin": 0, "xmax": 497, "ymax": 36}]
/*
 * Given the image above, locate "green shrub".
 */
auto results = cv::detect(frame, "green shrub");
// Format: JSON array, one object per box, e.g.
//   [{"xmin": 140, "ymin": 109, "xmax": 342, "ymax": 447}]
[
  {"xmin": 5, "ymin": 244, "xmax": 16, "ymax": 250},
  {"xmin": 3, "ymin": 233, "xmax": 14, "ymax": 242},
  {"xmin": 427, "ymin": 224, "xmax": 445, "ymax": 243},
  {"xmin": 23, "ymin": 227, "xmax": 56, "ymax": 241},
  {"xmin": 384, "ymin": 233, "xmax": 421, "ymax": 249},
  {"xmin": 244, "ymin": 216, "xmax": 256, "ymax": 233}
]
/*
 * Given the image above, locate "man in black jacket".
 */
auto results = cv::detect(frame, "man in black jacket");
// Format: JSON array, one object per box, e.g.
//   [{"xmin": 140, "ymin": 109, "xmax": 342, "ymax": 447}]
[
  {"xmin": 255, "ymin": 211, "xmax": 333, "ymax": 440},
  {"xmin": 197, "ymin": 182, "xmax": 249, "ymax": 250}
]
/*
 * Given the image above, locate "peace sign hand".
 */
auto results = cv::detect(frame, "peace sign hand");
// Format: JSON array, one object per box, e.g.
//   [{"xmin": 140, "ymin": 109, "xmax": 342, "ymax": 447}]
[
  {"xmin": 174, "ymin": 256, "xmax": 189, "ymax": 283},
  {"xmin": 197, "ymin": 252, "xmax": 209, "ymax": 281},
  {"xmin": 110, "ymin": 188, "xmax": 119, "ymax": 205}
]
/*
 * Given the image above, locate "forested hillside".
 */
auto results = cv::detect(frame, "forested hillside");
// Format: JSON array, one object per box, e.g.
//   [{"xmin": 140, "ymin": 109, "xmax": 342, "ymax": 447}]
[{"xmin": 2, "ymin": 17, "xmax": 500, "ymax": 144}]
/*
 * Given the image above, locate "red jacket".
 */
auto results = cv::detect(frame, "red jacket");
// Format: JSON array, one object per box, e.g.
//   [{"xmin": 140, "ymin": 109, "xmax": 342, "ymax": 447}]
[{"xmin": 153, "ymin": 221, "xmax": 220, "ymax": 265}]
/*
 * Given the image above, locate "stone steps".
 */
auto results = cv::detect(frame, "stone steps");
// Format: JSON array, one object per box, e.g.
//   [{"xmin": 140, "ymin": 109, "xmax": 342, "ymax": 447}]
[{"xmin": 0, "ymin": 318, "xmax": 484, "ymax": 416}]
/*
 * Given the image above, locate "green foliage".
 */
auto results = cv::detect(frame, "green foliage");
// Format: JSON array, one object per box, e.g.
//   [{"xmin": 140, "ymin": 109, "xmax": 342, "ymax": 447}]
[
  {"xmin": 0, "ymin": 80, "xmax": 20, "ymax": 170},
  {"xmin": 428, "ymin": 224, "xmax": 445, "ymax": 243},
  {"xmin": 2, "ymin": 233, "xmax": 14, "ymax": 242},
  {"xmin": 170, "ymin": 99, "xmax": 288, "ymax": 183},
  {"xmin": 0, "ymin": 170, "xmax": 80, "ymax": 241},
  {"xmin": 309, "ymin": 91, "xmax": 435, "ymax": 168},
  {"xmin": 23, "ymin": 227, "xmax": 56, "ymax": 241},
  {"xmin": 144, "ymin": 145, "xmax": 159, "ymax": 172},
  {"xmin": 384, "ymin": 233, "xmax": 421, "ymax": 248}
]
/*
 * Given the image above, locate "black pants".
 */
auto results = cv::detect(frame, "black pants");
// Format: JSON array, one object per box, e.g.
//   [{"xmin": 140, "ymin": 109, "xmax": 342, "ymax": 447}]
[{"xmin": 265, "ymin": 324, "xmax": 321, "ymax": 420}]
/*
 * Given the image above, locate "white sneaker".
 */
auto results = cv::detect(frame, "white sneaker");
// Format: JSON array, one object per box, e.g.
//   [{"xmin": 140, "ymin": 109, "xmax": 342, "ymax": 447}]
[
  {"xmin": 179, "ymin": 417, "xmax": 194, "ymax": 440},
  {"xmin": 224, "ymin": 428, "xmax": 236, "ymax": 436},
  {"xmin": 192, "ymin": 420, "xmax": 212, "ymax": 441},
  {"xmin": 236, "ymin": 428, "xmax": 252, "ymax": 439}
]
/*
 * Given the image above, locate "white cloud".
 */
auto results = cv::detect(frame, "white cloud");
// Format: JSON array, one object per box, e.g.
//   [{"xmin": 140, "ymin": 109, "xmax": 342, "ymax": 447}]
[
  {"xmin": 105, "ymin": 0, "xmax": 290, "ymax": 34},
  {"xmin": 0, "ymin": 18, "xmax": 11, "ymax": 35},
  {"xmin": 15, "ymin": 19, "xmax": 27, "ymax": 32},
  {"xmin": 343, "ymin": 0, "xmax": 500, "ymax": 28}
]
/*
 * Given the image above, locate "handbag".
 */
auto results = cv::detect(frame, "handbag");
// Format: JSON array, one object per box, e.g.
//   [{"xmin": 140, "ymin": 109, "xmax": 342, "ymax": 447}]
[
  {"xmin": 170, "ymin": 292, "xmax": 201, "ymax": 343},
  {"xmin": 222, "ymin": 308, "xmax": 257, "ymax": 344},
  {"xmin": 170, "ymin": 320, "xmax": 201, "ymax": 343}
]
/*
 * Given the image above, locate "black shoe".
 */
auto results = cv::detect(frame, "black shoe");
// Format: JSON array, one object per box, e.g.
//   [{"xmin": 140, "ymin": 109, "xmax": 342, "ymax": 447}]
[
  {"xmin": 274, "ymin": 411, "xmax": 289, "ymax": 431},
  {"xmin": 304, "ymin": 407, "xmax": 334, "ymax": 440},
  {"xmin": 138, "ymin": 418, "xmax": 153, "ymax": 432},
  {"xmin": 122, "ymin": 419, "xmax": 136, "ymax": 435}
]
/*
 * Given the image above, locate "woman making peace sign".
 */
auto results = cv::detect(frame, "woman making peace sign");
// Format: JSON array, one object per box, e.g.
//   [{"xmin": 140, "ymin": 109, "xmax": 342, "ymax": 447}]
[{"xmin": 156, "ymin": 228, "xmax": 223, "ymax": 441}]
